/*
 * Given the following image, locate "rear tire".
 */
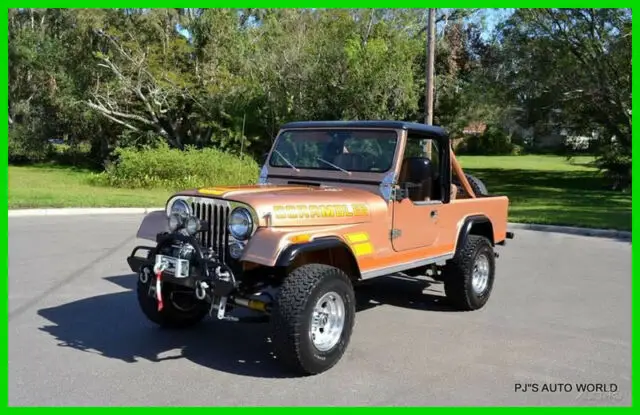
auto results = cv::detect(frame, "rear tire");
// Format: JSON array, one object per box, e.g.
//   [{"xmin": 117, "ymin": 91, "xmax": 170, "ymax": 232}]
[
  {"xmin": 466, "ymin": 174, "xmax": 488, "ymax": 196},
  {"xmin": 454, "ymin": 173, "xmax": 489, "ymax": 197},
  {"xmin": 271, "ymin": 264, "xmax": 356, "ymax": 375},
  {"xmin": 442, "ymin": 235, "xmax": 495, "ymax": 311}
]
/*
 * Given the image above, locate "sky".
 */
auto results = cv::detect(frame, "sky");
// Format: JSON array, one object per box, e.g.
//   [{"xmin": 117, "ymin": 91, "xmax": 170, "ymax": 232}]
[
  {"xmin": 469, "ymin": 8, "xmax": 515, "ymax": 40},
  {"xmin": 175, "ymin": 8, "xmax": 515, "ymax": 42}
]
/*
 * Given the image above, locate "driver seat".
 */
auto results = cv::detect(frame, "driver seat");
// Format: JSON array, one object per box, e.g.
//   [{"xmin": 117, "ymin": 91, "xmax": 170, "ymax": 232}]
[{"xmin": 398, "ymin": 157, "xmax": 434, "ymax": 201}]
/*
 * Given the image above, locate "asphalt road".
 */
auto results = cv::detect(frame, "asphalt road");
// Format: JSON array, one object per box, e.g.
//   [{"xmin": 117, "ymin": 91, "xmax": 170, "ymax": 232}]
[{"xmin": 9, "ymin": 215, "xmax": 632, "ymax": 406}]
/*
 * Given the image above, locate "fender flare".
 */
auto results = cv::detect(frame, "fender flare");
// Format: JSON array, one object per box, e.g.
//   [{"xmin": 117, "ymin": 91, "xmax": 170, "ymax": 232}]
[
  {"xmin": 455, "ymin": 215, "xmax": 494, "ymax": 253},
  {"xmin": 275, "ymin": 236, "xmax": 359, "ymax": 271}
]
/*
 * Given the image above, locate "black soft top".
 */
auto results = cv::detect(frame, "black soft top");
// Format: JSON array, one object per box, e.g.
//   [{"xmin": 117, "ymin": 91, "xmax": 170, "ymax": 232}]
[{"xmin": 280, "ymin": 120, "xmax": 448, "ymax": 139}]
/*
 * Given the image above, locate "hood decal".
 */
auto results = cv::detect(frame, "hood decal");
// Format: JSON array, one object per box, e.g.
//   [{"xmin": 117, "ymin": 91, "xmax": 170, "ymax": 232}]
[
  {"xmin": 197, "ymin": 184, "xmax": 312, "ymax": 197},
  {"xmin": 272, "ymin": 203, "xmax": 370, "ymax": 220},
  {"xmin": 198, "ymin": 186, "xmax": 234, "ymax": 196}
]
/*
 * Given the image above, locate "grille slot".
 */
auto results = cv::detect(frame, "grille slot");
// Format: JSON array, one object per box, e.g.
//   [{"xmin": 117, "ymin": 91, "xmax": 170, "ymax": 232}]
[{"xmin": 190, "ymin": 200, "xmax": 230, "ymax": 263}]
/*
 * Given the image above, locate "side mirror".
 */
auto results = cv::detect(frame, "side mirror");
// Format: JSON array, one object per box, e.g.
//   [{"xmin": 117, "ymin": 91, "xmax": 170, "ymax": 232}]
[{"xmin": 261, "ymin": 152, "xmax": 269, "ymax": 165}]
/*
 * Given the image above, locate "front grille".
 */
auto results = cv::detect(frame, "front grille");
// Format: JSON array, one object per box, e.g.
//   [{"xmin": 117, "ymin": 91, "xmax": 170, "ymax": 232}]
[{"xmin": 190, "ymin": 199, "xmax": 231, "ymax": 263}]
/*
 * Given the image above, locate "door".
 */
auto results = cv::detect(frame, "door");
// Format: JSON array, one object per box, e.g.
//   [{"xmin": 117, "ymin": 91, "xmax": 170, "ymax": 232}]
[
  {"xmin": 390, "ymin": 135, "xmax": 443, "ymax": 252},
  {"xmin": 391, "ymin": 198, "xmax": 441, "ymax": 251}
]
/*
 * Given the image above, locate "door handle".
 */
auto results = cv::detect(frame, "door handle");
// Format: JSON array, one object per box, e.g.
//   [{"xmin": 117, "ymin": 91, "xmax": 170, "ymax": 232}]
[{"xmin": 430, "ymin": 210, "xmax": 438, "ymax": 219}]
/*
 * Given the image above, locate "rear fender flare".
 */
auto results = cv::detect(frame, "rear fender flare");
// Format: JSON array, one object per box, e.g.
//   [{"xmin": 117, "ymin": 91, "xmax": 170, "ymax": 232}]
[{"xmin": 455, "ymin": 215, "xmax": 494, "ymax": 253}]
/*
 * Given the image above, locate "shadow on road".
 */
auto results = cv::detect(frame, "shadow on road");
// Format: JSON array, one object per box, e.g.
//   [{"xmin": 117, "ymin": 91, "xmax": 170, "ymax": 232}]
[
  {"xmin": 37, "ymin": 272, "xmax": 458, "ymax": 379},
  {"xmin": 354, "ymin": 274, "xmax": 461, "ymax": 313}
]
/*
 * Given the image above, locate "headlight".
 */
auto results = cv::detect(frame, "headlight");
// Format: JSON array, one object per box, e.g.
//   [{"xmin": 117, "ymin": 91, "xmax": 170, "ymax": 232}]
[
  {"xmin": 168, "ymin": 213, "xmax": 183, "ymax": 231},
  {"xmin": 185, "ymin": 216, "xmax": 201, "ymax": 235},
  {"xmin": 228, "ymin": 207, "xmax": 253, "ymax": 240},
  {"xmin": 168, "ymin": 199, "xmax": 190, "ymax": 216},
  {"xmin": 229, "ymin": 242, "xmax": 245, "ymax": 259}
]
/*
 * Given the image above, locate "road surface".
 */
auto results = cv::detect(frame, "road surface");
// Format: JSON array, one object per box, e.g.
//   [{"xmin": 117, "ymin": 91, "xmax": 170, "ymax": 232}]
[{"xmin": 8, "ymin": 215, "xmax": 632, "ymax": 406}]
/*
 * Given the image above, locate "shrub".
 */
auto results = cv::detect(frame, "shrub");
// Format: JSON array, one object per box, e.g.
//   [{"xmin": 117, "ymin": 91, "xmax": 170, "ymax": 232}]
[
  {"xmin": 48, "ymin": 142, "xmax": 97, "ymax": 168},
  {"xmin": 593, "ymin": 146, "xmax": 632, "ymax": 191},
  {"xmin": 90, "ymin": 144, "xmax": 260, "ymax": 190},
  {"xmin": 8, "ymin": 126, "xmax": 51, "ymax": 164},
  {"xmin": 456, "ymin": 125, "xmax": 517, "ymax": 155}
]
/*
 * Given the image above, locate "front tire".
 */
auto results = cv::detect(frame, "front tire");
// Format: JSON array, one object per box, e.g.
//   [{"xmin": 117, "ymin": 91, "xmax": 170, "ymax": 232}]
[
  {"xmin": 137, "ymin": 277, "xmax": 209, "ymax": 329},
  {"xmin": 442, "ymin": 235, "xmax": 495, "ymax": 311},
  {"xmin": 271, "ymin": 264, "xmax": 356, "ymax": 375}
]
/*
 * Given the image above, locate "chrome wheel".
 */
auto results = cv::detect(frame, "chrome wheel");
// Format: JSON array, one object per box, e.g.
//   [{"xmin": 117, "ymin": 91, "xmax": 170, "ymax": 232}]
[
  {"xmin": 309, "ymin": 291, "xmax": 345, "ymax": 352},
  {"xmin": 471, "ymin": 253, "xmax": 490, "ymax": 294}
]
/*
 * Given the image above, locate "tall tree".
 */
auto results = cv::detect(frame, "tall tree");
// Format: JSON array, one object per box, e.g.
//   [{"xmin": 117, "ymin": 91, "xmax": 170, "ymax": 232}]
[{"xmin": 497, "ymin": 8, "xmax": 632, "ymax": 188}]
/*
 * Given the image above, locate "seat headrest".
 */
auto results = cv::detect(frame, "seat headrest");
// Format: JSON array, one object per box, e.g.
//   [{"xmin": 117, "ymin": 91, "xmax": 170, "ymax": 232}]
[{"xmin": 399, "ymin": 157, "xmax": 432, "ymax": 183}]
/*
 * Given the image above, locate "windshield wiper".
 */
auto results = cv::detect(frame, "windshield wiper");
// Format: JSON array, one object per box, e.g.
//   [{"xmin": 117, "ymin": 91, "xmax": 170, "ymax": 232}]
[
  {"xmin": 273, "ymin": 150, "xmax": 299, "ymax": 172},
  {"xmin": 316, "ymin": 157, "xmax": 351, "ymax": 175}
]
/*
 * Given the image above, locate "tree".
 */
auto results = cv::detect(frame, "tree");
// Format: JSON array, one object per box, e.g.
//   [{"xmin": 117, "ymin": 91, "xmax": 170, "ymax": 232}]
[{"xmin": 496, "ymin": 8, "xmax": 631, "ymax": 188}]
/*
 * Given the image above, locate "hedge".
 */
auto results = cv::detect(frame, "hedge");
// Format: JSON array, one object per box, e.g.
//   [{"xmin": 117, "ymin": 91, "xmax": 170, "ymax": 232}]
[{"xmin": 90, "ymin": 144, "xmax": 260, "ymax": 190}]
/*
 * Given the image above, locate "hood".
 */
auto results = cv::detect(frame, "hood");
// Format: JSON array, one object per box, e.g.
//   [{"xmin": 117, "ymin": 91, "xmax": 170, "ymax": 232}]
[{"xmin": 176, "ymin": 184, "xmax": 387, "ymax": 227}]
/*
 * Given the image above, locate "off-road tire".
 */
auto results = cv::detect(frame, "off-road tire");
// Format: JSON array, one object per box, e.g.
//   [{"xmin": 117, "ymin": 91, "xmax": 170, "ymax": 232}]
[
  {"xmin": 271, "ymin": 264, "xmax": 356, "ymax": 376},
  {"xmin": 442, "ymin": 235, "xmax": 495, "ymax": 311},
  {"xmin": 137, "ymin": 278, "xmax": 209, "ymax": 329},
  {"xmin": 454, "ymin": 173, "xmax": 489, "ymax": 197}
]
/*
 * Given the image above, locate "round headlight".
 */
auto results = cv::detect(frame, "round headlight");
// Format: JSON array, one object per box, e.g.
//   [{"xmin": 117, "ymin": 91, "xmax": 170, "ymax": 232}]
[
  {"xmin": 185, "ymin": 216, "xmax": 200, "ymax": 235},
  {"xmin": 229, "ymin": 242, "xmax": 245, "ymax": 259},
  {"xmin": 169, "ymin": 199, "xmax": 190, "ymax": 216},
  {"xmin": 168, "ymin": 213, "xmax": 183, "ymax": 231},
  {"xmin": 228, "ymin": 207, "xmax": 253, "ymax": 240}
]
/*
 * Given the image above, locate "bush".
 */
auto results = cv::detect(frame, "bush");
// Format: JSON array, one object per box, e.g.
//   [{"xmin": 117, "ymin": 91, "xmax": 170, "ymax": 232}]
[
  {"xmin": 48, "ymin": 142, "xmax": 98, "ymax": 168},
  {"xmin": 593, "ymin": 147, "xmax": 632, "ymax": 191},
  {"xmin": 90, "ymin": 144, "xmax": 260, "ymax": 190},
  {"xmin": 456, "ymin": 125, "xmax": 517, "ymax": 155},
  {"xmin": 8, "ymin": 126, "xmax": 51, "ymax": 164}
]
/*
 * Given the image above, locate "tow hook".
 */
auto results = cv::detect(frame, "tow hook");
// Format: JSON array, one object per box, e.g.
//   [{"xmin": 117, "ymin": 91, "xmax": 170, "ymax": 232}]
[{"xmin": 195, "ymin": 281, "xmax": 209, "ymax": 300}]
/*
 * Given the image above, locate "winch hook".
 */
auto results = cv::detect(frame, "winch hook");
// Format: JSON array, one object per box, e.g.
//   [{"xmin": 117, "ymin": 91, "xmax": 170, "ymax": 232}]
[{"xmin": 139, "ymin": 266, "xmax": 151, "ymax": 284}]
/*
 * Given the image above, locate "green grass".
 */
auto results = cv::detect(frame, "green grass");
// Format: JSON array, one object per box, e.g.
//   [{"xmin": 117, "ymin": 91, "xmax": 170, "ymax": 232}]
[
  {"xmin": 8, "ymin": 165, "xmax": 171, "ymax": 208},
  {"xmin": 457, "ymin": 155, "xmax": 631, "ymax": 231},
  {"xmin": 9, "ymin": 155, "xmax": 631, "ymax": 231}
]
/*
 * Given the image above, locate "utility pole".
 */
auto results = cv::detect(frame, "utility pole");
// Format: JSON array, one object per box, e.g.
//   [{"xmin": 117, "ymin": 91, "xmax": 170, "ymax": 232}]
[{"xmin": 424, "ymin": 8, "xmax": 436, "ymax": 158}]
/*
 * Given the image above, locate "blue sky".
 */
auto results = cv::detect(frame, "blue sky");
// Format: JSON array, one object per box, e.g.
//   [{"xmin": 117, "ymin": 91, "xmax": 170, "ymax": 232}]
[
  {"xmin": 469, "ymin": 8, "xmax": 515, "ymax": 40},
  {"xmin": 176, "ymin": 8, "xmax": 514, "ymax": 41}
]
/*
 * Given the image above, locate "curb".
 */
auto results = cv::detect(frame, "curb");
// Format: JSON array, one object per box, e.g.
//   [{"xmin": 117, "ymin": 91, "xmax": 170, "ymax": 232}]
[
  {"xmin": 8, "ymin": 207, "xmax": 631, "ymax": 240},
  {"xmin": 506, "ymin": 222, "xmax": 631, "ymax": 240},
  {"xmin": 8, "ymin": 207, "xmax": 163, "ymax": 217}
]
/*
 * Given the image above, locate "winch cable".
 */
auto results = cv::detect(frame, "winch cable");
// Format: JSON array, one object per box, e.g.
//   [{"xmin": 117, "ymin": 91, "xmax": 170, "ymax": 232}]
[
  {"xmin": 155, "ymin": 269, "xmax": 164, "ymax": 311},
  {"xmin": 153, "ymin": 263, "xmax": 167, "ymax": 312}
]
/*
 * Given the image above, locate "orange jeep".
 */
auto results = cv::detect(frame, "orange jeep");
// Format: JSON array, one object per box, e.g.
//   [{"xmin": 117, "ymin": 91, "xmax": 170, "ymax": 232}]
[{"xmin": 127, "ymin": 121, "xmax": 514, "ymax": 375}]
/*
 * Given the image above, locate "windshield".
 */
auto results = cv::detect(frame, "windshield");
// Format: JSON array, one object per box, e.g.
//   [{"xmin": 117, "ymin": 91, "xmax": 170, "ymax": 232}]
[{"xmin": 268, "ymin": 129, "xmax": 399, "ymax": 173}]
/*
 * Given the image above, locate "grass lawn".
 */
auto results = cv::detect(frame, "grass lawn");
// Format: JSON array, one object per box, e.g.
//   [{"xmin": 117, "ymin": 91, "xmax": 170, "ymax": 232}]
[
  {"xmin": 9, "ymin": 155, "xmax": 631, "ymax": 231},
  {"xmin": 8, "ymin": 165, "xmax": 171, "ymax": 208},
  {"xmin": 457, "ymin": 155, "xmax": 631, "ymax": 231}
]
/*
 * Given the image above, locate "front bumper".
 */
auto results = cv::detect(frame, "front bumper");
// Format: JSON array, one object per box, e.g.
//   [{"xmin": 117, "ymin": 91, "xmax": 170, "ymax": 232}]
[{"xmin": 126, "ymin": 231, "xmax": 237, "ymax": 297}]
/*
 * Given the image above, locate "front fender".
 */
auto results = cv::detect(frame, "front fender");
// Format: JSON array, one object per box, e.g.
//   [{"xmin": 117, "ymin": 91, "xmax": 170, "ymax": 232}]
[
  {"xmin": 275, "ymin": 237, "xmax": 354, "ymax": 268},
  {"xmin": 240, "ymin": 226, "xmax": 357, "ymax": 267},
  {"xmin": 135, "ymin": 210, "xmax": 168, "ymax": 241}
]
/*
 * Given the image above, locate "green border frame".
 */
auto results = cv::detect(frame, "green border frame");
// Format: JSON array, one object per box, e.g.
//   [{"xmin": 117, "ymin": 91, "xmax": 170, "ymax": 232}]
[{"xmin": 2, "ymin": 3, "xmax": 635, "ymax": 409}]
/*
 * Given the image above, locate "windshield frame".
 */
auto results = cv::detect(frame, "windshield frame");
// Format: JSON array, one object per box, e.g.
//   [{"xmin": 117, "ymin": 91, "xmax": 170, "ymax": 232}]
[{"xmin": 267, "ymin": 128, "xmax": 401, "ymax": 174}]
